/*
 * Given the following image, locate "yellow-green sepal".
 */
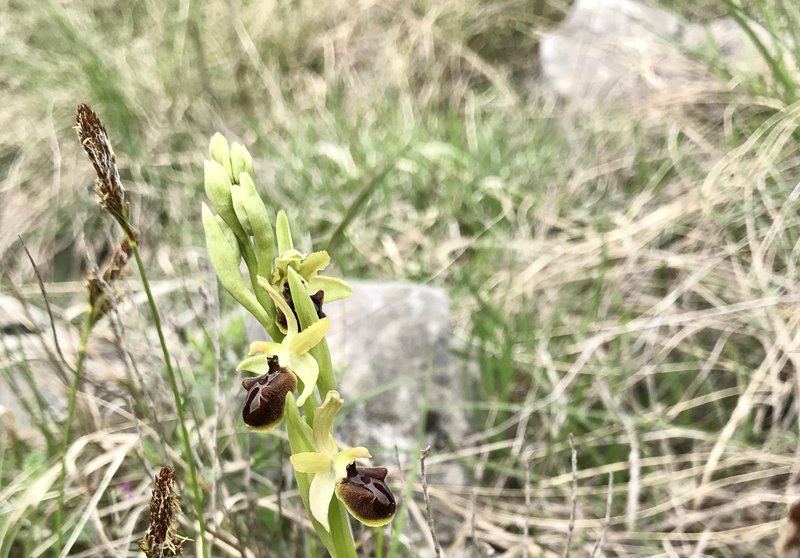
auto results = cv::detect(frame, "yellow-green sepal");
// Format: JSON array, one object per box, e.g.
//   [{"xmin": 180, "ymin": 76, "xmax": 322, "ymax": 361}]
[
  {"xmin": 308, "ymin": 275, "xmax": 352, "ymax": 302},
  {"xmin": 290, "ymin": 452, "xmax": 332, "ymax": 474},
  {"xmin": 276, "ymin": 210, "xmax": 294, "ymax": 254}
]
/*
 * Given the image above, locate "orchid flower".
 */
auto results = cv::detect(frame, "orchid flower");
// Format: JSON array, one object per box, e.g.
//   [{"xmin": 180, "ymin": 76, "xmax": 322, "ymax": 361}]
[{"xmin": 290, "ymin": 391, "xmax": 396, "ymax": 531}]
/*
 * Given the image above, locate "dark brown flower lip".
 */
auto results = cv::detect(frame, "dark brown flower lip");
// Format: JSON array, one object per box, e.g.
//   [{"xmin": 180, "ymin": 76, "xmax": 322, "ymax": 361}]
[
  {"xmin": 336, "ymin": 463, "xmax": 396, "ymax": 526},
  {"xmin": 241, "ymin": 356, "xmax": 296, "ymax": 430}
]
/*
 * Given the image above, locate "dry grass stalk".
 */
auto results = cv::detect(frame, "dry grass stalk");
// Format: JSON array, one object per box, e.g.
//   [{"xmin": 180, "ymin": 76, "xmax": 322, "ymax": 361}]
[
  {"xmin": 420, "ymin": 445, "xmax": 443, "ymax": 557},
  {"xmin": 139, "ymin": 467, "xmax": 190, "ymax": 558},
  {"xmin": 75, "ymin": 103, "xmax": 140, "ymax": 322}
]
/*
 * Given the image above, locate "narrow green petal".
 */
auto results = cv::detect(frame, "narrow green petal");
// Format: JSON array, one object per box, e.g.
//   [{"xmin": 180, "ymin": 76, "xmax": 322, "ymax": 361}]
[
  {"xmin": 276, "ymin": 210, "xmax": 294, "ymax": 253},
  {"xmin": 257, "ymin": 275, "xmax": 299, "ymax": 336},
  {"xmin": 309, "ymin": 470, "xmax": 337, "ymax": 531},
  {"xmin": 313, "ymin": 390, "xmax": 342, "ymax": 455},
  {"xmin": 236, "ymin": 354, "xmax": 272, "ymax": 374},
  {"xmin": 298, "ymin": 251, "xmax": 330, "ymax": 279},
  {"xmin": 307, "ymin": 276, "xmax": 352, "ymax": 302},
  {"xmin": 292, "ymin": 354, "xmax": 319, "ymax": 406},
  {"xmin": 290, "ymin": 452, "xmax": 332, "ymax": 474},
  {"xmin": 290, "ymin": 317, "xmax": 330, "ymax": 356}
]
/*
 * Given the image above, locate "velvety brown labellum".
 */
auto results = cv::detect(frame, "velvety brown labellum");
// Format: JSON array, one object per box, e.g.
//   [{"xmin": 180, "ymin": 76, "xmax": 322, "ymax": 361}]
[
  {"xmin": 241, "ymin": 357, "xmax": 296, "ymax": 430},
  {"xmin": 336, "ymin": 463, "xmax": 396, "ymax": 527}
]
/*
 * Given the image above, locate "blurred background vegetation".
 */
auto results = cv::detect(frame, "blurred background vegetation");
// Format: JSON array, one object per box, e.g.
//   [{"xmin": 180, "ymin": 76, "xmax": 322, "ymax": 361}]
[{"xmin": 2, "ymin": 0, "xmax": 800, "ymax": 556}]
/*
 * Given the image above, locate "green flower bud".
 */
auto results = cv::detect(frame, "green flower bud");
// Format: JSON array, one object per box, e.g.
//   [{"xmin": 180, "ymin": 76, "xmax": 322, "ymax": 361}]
[
  {"xmin": 209, "ymin": 132, "xmax": 229, "ymax": 164},
  {"xmin": 209, "ymin": 132, "xmax": 234, "ymax": 182},
  {"xmin": 230, "ymin": 184, "xmax": 253, "ymax": 236},
  {"xmin": 204, "ymin": 160, "xmax": 247, "ymax": 240},
  {"xmin": 231, "ymin": 142, "xmax": 255, "ymax": 180},
  {"xmin": 238, "ymin": 172, "xmax": 274, "ymax": 278},
  {"xmin": 215, "ymin": 214, "xmax": 241, "ymax": 262}
]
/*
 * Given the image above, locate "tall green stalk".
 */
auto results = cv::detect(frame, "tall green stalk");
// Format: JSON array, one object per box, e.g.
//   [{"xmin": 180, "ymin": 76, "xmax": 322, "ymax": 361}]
[{"xmin": 129, "ymin": 240, "xmax": 207, "ymax": 557}]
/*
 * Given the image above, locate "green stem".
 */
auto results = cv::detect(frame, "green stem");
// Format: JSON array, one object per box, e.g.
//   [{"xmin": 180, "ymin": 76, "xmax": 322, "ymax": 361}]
[
  {"xmin": 54, "ymin": 313, "xmax": 93, "ymax": 556},
  {"xmin": 129, "ymin": 240, "xmax": 208, "ymax": 557}
]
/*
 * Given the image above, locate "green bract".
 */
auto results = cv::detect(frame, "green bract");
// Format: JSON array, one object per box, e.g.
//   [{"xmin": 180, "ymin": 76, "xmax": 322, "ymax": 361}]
[{"xmin": 202, "ymin": 203, "xmax": 270, "ymax": 329}]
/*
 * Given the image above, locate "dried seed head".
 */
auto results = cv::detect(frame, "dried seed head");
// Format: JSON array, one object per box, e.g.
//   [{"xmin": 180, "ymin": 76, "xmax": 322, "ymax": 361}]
[
  {"xmin": 139, "ymin": 467, "xmax": 190, "ymax": 557},
  {"xmin": 75, "ymin": 104, "xmax": 127, "ymax": 224},
  {"xmin": 86, "ymin": 234, "xmax": 138, "ymax": 324}
]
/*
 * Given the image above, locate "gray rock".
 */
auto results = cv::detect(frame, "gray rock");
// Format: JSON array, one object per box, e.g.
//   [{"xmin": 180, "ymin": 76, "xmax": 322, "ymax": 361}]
[
  {"xmin": 324, "ymin": 281, "xmax": 468, "ymax": 469},
  {"xmin": 540, "ymin": 0, "xmax": 786, "ymax": 104},
  {"xmin": 0, "ymin": 294, "xmax": 134, "ymax": 443}
]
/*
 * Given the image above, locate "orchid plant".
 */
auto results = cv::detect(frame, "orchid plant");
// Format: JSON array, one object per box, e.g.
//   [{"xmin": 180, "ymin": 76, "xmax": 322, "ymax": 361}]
[{"xmin": 201, "ymin": 133, "xmax": 396, "ymax": 556}]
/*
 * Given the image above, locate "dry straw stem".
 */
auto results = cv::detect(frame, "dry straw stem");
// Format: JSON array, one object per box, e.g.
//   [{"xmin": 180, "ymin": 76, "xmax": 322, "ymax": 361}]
[
  {"xmin": 420, "ymin": 445, "xmax": 443, "ymax": 558},
  {"xmin": 562, "ymin": 433, "xmax": 578, "ymax": 558}
]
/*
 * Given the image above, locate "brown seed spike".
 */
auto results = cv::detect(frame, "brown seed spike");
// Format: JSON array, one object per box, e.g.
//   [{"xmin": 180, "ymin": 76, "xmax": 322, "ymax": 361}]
[
  {"xmin": 74, "ymin": 104, "xmax": 127, "ymax": 223},
  {"xmin": 777, "ymin": 499, "xmax": 800, "ymax": 558},
  {"xmin": 139, "ymin": 467, "xmax": 190, "ymax": 557}
]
